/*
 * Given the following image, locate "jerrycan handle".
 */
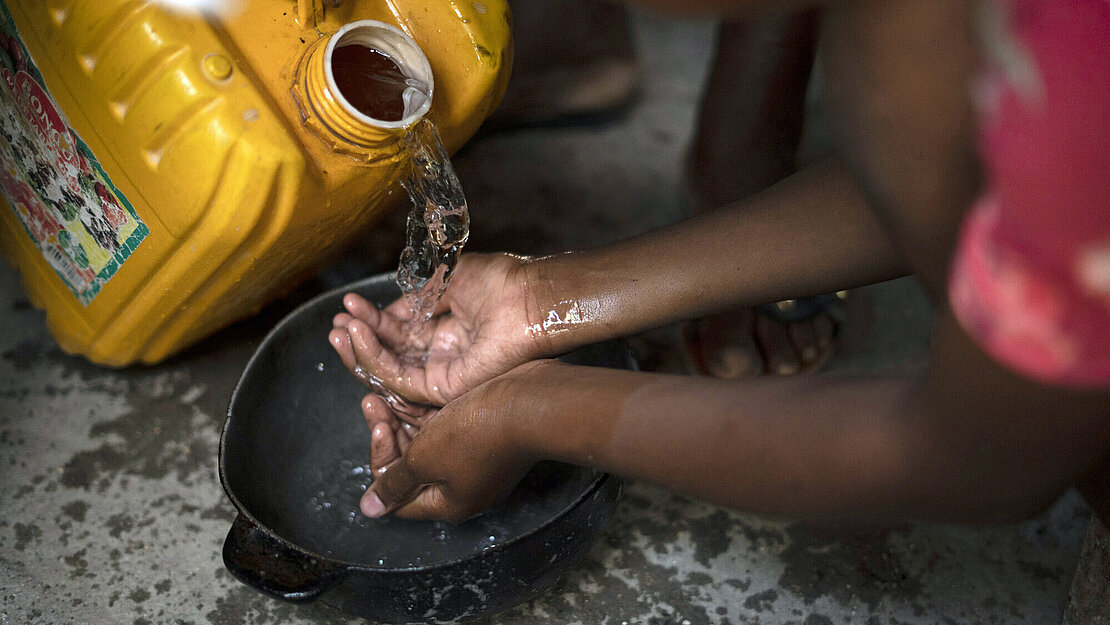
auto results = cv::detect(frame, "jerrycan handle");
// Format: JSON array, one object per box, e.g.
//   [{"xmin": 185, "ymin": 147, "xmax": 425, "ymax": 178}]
[
  {"xmin": 296, "ymin": 0, "xmax": 327, "ymax": 30},
  {"xmin": 297, "ymin": 0, "xmax": 354, "ymax": 30}
]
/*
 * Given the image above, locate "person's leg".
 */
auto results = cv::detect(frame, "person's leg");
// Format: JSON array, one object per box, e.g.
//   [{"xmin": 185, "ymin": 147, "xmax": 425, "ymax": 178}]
[
  {"xmin": 488, "ymin": 0, "xmax": 640, "ymax": 129},
  {"xmin": 683, "ymin": 11, "xmax": 838, "ymax": 378},
  {"xmin": 686, "ymin": 14, "xmax": 818, "ymax": 212}
]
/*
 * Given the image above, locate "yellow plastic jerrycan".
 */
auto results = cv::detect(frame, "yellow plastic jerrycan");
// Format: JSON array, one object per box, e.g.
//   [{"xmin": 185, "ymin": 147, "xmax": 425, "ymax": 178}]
[{"xmin": 0, "ymin": 0, "xmax": 510, "ymax": 365}]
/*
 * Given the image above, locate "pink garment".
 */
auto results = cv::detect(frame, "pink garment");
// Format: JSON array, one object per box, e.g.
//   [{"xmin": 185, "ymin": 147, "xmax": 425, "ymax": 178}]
[{"xmin": 949, "ymin": 0, "xmax": 1110, "ymax": 388}]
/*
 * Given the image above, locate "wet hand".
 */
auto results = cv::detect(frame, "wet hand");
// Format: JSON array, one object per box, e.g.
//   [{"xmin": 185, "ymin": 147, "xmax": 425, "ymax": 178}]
[
  {"xmin": 359, "ymin": 371, "xmax": 537, "ymax": 521},
  {"xmin": 329, "ymin": 253, "xmax": 543, "ymax": 407},
  {"xmin": 359, "ymin": 392, "xmax": 433, "ymax": 478}
]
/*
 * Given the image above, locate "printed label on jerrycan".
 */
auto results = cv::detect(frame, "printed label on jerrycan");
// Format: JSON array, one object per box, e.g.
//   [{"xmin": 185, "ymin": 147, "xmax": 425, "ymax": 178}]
[{"xmin": 0, "ymin": 2, "xmax": 147, "ymax": 305}]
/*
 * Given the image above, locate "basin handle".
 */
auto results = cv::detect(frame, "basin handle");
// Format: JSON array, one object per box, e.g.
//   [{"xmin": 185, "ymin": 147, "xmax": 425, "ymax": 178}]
[{"xmin": 222, "ymin": 513, "xmax": 345, "ymax": 603}]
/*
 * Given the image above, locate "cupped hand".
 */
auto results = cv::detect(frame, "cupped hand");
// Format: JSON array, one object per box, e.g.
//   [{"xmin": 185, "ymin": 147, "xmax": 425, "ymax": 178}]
[
  {"xmin": 359, "ymin": 363, "xmax": 546, "ymax": 521},
  {"xmin": 329, "ymin": 253, "xmax": 548, "ymax": 408}
]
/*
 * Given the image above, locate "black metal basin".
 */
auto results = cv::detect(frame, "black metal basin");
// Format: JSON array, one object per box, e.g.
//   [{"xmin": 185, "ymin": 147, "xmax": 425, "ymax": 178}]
[{"xmin": 219, "ymin": 273, "xmax": 631, "ymax": 623}]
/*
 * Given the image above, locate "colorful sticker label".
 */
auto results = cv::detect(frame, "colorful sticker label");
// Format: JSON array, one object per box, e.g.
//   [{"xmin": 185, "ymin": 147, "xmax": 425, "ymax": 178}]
[{"xmin": 0, "ymin": 2, "xmax": 147, "ymax": 305}]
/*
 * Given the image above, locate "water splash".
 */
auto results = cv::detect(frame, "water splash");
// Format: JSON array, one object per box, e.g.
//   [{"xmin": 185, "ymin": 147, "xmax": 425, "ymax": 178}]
[
  {"xmin": 358, "ymin": 118, "xmax": 470, "ymax": 421},
  {"xmin": 353, "ymin": 365, "xmax": 424, "ymax": 421},
  {"xmin": 396, "ymin": 117, "xmax": 470, "ymax": 344}
]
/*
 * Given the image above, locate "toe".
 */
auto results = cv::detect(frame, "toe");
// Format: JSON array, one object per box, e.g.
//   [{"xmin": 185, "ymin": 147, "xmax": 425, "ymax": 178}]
[
  {"xmin": 787, "ymin": 319, "xmax": 821, "ymax": 367},
  {"xmin": 684, "ymin": 310, "xmax": 765, "ymax": 378},
  {"xmin": 755, "ymin": 313, "xmax": 801, "ymax": 376}
]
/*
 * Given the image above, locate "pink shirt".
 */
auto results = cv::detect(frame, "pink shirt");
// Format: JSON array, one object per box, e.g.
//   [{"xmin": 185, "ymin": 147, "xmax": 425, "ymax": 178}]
[{"xmin": 949, "ymin": 0, "xmax": 1110, "ymax": 388}]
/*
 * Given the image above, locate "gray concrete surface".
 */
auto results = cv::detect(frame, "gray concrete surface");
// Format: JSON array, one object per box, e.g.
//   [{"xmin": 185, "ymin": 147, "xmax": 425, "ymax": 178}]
[{"xmin": 0, "ymin": 9, "xmax": 1090, "ymax": 625}]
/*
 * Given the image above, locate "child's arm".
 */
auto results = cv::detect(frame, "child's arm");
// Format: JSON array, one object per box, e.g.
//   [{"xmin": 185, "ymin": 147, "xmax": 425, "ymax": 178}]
[
  {"xmin": 362, "ymin": 309, "xmax": 1110, "ymax": 524},
  {"xmin": 333, "ymin": 157, "xmax": 910, "ymax": 406},
  {"xmin": 522, "ymin": 157, "xmax": 909, "ymax": 356}
]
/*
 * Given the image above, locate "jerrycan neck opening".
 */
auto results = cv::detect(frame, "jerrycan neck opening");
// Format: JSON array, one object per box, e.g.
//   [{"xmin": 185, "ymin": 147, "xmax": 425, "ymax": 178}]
[{"xmin": 297, "ymin": 20, "xmax": 434, "ymax": 152}]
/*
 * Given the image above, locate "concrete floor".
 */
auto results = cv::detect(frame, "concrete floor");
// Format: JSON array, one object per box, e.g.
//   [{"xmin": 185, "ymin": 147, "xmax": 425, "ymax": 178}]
[{"xmin": 0, "ymin": 9, "xmax": 1092, "ymax": 625}]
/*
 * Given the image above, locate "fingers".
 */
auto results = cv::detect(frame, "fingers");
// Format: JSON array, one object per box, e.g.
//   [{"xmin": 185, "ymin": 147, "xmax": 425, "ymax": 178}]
[
  {"xmin": 754, "ymin": 310, "xmax": 838, "ymax": 375},
  {"xmin": 396, "ymin": 424, "xmax": 413, "ymax": 454},
  {"xmin": 360, "ymin": 444, "xmax": 466, "ymax": 521},
  {"xmin": 383, "ymin": 295, "xmax": 418, "ymax": 322},
  {"xmin": 330, "ymin": 294, "xmax": 386, "ymax": 373},
  {"xmin": 332, "ymin": 323, "xmax": 422, "ymax": 402},
  {"xmin": 391, "ymin": 487, "xmax": 462, "ymax": 521},
  {"xmin": 361, "ymin": 393, "xmax": 393, "ymax": 431},
  {"xmin": 329, "ymin": 327, "xmax": 357, "ymax": 372},
  {"xmin": 696, "ymin": 309, "xmax": 764, "ymax": 379},
  {"xmin": 792, "ymin": 313, "xmax": 837, "ymax": 371},
  {"xmin": 362, "ymin": 394, "xmax": 403, "ymax": 474},
  {"xmin": 811, "ymin": 313, "xmax": 837, "ymax": 355},
  {"xmin": 331, "ymin": 324, "xmax": 412, "ymax": 392},
  {"xmin": 361, "ymin": 472, "xmax": 464, "ymax": 521},
  {"xmin": 346, "ymin": 320, "xmax": 410, "ymax": 390},
  {"xmin": 342, "ymin": 293, "xmax": 408, "ymax": 348},
  {"xmin": 332, "ymin": 312, "xmax": 353, "ymax": 328},
  {"xmin": 370, "ymin": 423, "xmax": 402, "ymax": 477},
  {"xmin": 330, "ymin": 292, "xmax": 434, "ymax": 401},
  {"xmin": 361, "ymin": 454, "xmax": 426, "ymax": 517},
  {"xmin": 342, "ymin": 292, "xmax": 380, "ymax": 324},
  {"xmin": 399, "ymin": 421, "xmax": 420, "ymax": 442}
]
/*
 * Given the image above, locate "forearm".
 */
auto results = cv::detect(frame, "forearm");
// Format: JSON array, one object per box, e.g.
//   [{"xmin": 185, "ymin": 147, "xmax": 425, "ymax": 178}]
[
  {"xmin": 364, "ymin": 309, "xmax": 1110, "ymax": 523},
  {"xmin": 506, "ymin": 317, "xmax": 1110, "ymax": 524},
  {"xmin": 508, "ymin": 362, "xmax": 925, "ymax": 522},
  {"xmin": 523, "ymin": 157, "xmax": 909, "ymax": 353}
]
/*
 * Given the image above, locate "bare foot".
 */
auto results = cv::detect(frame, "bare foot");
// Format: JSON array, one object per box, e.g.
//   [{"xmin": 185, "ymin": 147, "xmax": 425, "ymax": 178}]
[
  {"xmin": 679, "ymin": 12, "xmax": 841, "ymax": 378},
  {"xmin": 681, "ymin": 298, "xmax": 840, "ymax": 378}
]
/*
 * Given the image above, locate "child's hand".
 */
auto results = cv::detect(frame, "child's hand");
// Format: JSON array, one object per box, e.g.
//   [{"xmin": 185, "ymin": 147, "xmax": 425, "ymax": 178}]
[
  {"xmin": 357, "ymin": 366, "xmax": 539, "ymax": 521},
  {"xmin": 329, "ymin": 253, "xmax": 545, "ymax": 407},
  {"xmin": 358, "ymin": 392, "xmax": 434, "ymax": 478}
]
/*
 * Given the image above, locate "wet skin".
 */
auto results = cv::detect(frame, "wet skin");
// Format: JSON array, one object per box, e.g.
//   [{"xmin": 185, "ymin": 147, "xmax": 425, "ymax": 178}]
[
  {"xmin": 331, "ymin": 0, "xmax": 1110, "ymax": 525},
  {"xmin": 685, "ymin": 10, "xmax": 834, "ymax": 377}
]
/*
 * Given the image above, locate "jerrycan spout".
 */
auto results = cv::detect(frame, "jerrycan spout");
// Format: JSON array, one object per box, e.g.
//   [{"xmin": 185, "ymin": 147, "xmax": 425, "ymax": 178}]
[{"xmin": 295, "ymin": 20, "xmax": 434, "ymax": 151}]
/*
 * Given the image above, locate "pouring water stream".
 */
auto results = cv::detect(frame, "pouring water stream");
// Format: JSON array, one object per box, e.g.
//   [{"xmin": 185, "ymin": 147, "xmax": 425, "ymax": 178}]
[{"xmin": 353, "ymin": 116, "xmax": 470, "ymax": 421}]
